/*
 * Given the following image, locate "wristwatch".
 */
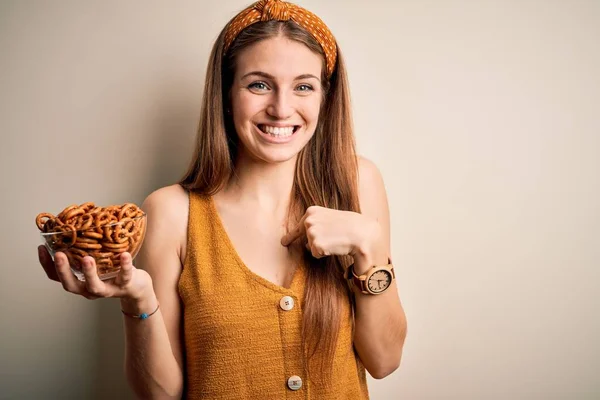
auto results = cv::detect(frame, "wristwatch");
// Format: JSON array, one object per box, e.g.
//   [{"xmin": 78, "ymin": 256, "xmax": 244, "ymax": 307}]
[{"xmin": 346, "ymin": 260, "xmax": 395, "ymax": 295}]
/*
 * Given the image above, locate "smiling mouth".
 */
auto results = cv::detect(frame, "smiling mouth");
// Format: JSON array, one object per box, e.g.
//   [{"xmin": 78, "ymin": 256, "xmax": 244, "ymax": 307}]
[{"xmin": 257, "ymin": 124, "xmax": 300, "ymax": 138}]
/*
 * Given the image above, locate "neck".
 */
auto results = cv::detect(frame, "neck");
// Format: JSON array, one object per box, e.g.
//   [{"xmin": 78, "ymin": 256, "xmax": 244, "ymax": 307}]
[{"xmin": 222, "ymin": 150, "xmax": 298, "ymax": 214}]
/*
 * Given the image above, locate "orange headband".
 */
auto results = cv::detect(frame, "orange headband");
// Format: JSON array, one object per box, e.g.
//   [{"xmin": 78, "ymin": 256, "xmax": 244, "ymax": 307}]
[{"xmin": 223, "ymin": 0, "xmax": 337, "ymax": 77}]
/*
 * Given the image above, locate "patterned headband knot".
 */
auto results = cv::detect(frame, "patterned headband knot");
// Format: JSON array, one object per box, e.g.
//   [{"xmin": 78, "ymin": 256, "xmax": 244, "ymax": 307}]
[
  {"xmin": 223, "ymin": 0, "xmax": 337, "ymax": 77},
  {"xmin": 256, "ymin": 0, "xmax": 291, "ymax": 21}
]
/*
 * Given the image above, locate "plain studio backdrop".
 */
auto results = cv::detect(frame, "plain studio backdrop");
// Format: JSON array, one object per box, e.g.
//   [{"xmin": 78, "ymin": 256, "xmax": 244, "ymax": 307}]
[{"xmin": 1, "ymin": 0, "xmax": 598, "ymax": 399}]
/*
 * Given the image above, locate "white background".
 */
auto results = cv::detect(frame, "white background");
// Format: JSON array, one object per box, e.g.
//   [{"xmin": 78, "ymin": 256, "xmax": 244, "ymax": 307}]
[{"xmin": 1, "ymin": 0, "xmax": 599, "ymax": 398}]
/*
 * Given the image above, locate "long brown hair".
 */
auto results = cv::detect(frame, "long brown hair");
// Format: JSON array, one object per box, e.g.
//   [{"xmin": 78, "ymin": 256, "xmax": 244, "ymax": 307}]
[{"xmin": 179, "ymin": 19, "xmax": 360, "ymax": 377}]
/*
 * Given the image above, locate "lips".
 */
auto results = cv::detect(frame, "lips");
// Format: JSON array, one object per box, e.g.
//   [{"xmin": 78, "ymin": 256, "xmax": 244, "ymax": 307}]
[
  {"xmin": 254, "ymin": 123, "xmax": 301, "ymax": 144},
  {"xmin": 257, "ymin": 124, "xmax": 300, "ymax": 137}
]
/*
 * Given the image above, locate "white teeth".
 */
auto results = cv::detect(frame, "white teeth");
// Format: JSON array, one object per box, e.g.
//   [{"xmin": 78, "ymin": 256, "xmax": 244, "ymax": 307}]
[{"xmin": 262, "ymin": 125, "xmax": 295, "ymax": 137}]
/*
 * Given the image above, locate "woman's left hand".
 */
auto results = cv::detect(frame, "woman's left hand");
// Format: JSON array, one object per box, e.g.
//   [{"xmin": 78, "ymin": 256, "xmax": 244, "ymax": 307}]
[{"xmin": 280, "ymin": 206, "xmax": 380, "ymax": 259}]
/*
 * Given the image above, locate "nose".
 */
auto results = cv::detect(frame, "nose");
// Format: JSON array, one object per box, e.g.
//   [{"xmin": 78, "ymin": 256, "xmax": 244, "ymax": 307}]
[{"xmin": 266, "ymin": 90, "xmax": 294, "ymax": 120}]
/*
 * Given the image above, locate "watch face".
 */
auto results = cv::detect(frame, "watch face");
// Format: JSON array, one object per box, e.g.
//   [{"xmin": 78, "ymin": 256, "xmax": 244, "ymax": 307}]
[{"xmin": 367, "ymin": 270, "xmax": 392, "ymax": 294}]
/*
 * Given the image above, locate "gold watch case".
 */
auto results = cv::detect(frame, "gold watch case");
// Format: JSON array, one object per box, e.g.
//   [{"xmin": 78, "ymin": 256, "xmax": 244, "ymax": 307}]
[{"xmin": 347, "ymin": 261, "xmax": 395, "ymax": 295}]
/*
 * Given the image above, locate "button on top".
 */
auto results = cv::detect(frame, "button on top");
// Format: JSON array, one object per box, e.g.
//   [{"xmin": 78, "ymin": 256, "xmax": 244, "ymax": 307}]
[
  {"xmin": 287, "ymin": 375, "xmax": 302, "ymax": 391},
  {"xmin": 279, "ymin": 296, "xmax": 294, "ymax": 311}
]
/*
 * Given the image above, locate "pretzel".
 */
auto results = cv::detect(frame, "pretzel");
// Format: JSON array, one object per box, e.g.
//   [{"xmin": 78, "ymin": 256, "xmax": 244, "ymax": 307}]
[
  {"xmin": 36, "ymin": 213, "xmax": 54, "ymax": 231},
  {"xmin": 36, "ymin": 202, "xmax": 146, "ymax": 277}
]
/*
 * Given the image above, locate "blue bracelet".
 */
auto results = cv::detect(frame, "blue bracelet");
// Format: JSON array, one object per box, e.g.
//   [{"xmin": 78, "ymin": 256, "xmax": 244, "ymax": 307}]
[{"xmin": 121, "ymin": 303, "xmax": 160, "ymax": 320}]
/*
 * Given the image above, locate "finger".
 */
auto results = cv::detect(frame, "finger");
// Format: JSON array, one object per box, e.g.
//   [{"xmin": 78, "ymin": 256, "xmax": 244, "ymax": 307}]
[
  {"xmin": 54, "ymin": 252, "xmax": 84, "ymax": 294},
  {"xmin": 309, "ymin": 246, "xmax": 324, "ymax": 259},
  {"xmin": 281, "ymin": 217, "xmax": 307, "ymax": 247},
  {"xmin": 114, "ymin": 252, "xmax": 133, "ymax": 286},
  {"xmin": 81, "ymin": 257, "xmax": 108, "ymax": 297},
  {"xmin": 304, "ymin": 240, "xmax": 321, "ymax": 259},
  {"xmin": 38, "ymin": 245, "xmax": 59, "ymax": 282}
]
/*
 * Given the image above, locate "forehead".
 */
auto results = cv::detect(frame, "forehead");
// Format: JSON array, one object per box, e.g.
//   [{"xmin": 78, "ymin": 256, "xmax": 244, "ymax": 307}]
[{"xmin": 234, "ymin": 36, "xmax": 323, "ymax": 80}]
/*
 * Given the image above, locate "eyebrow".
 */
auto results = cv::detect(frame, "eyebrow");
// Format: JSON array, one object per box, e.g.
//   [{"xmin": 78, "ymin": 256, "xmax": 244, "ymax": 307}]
[{"xmin": 241, "ymin": 71, "xmax": 321, "ymax": 82}]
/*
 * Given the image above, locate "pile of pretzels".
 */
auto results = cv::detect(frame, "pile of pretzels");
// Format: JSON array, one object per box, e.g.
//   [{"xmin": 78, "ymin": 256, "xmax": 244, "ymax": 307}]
[{"xmin": 36, "ymin": 202, "xmax": 146, "ymax": 275}]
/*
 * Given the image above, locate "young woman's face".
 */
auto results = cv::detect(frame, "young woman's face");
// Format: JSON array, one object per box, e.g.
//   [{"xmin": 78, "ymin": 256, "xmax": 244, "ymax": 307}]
[{"xmin": 230, "ymin": 35, "xmax": 323, "ymax": 164}]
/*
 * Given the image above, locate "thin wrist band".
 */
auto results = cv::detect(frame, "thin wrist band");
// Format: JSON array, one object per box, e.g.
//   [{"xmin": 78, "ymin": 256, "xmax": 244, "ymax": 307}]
[{"xmin": 121, "ymin": 303, "xmax": 160, "ymax": 320}]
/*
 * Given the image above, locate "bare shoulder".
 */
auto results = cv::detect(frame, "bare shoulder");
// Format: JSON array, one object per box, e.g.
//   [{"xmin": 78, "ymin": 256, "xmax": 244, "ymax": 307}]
[
  {"xmin": 140, "ymin": 183, "xmax": 189, "ymax": 264},
  {"xmin": 357, "ymin": 156, "xmax": 391, "ymax": 254},
  {"xmin": 357, "ymin": 156, "xmax": 388, "ymax": 216},
  {"xmin": 142, "ymin": 184, "xmax": 189, "ymax": 222}
]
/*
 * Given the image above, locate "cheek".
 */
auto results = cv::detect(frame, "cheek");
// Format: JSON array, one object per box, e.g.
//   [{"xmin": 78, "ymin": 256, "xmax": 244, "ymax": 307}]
[
  {"xmin": 303, "ymin": 98, "xmax": 322, "ymax": 124},
  {"xmin": 232, "ymin": 92, "xmax": 250, "ymax": 114},
  {"xmin": 232, "ymin": 93, "xmax": 261, "ymax": 126}
]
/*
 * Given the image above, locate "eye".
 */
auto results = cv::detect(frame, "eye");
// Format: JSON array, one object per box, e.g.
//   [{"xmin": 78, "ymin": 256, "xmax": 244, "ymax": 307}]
[
  {"xmin": 296, "ymin": 84, "xmax": 314, "ymax": 92},
  {"xmin": 248, "ymin": 81, "xmax": 270, "ymax": 91}
]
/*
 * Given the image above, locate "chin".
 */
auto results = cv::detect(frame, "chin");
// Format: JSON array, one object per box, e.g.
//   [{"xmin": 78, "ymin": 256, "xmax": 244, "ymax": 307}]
[{"xmin": 254, "ymin": 147, "xmax": 303, "ymax": 164}]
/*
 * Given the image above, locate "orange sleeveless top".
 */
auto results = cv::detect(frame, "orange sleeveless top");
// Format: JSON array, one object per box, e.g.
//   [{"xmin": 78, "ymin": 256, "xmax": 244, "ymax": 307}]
[{"xmin": 178, "ymin": 191, "xmax": 369, "ymax": 399}]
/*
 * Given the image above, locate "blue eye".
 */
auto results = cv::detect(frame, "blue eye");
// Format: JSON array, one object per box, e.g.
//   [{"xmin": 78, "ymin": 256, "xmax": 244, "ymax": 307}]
[
  {"xmin": 296, "ymin": 84, "xmax": 314, "ymax": 92},
  {"xmin": 248, "ymin": 81, "xmax": 269, "ymax": 91}
]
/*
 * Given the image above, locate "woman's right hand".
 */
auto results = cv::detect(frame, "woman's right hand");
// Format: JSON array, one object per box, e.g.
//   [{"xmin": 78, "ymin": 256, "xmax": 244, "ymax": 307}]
[{"xmin": 37, "ymin": 245, "xmax": 154, "ymax": 302}]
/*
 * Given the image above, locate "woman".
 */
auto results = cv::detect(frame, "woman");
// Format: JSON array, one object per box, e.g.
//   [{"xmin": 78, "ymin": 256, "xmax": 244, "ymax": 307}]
[{"xmin": 38, "ymin": 0, "xmax": 407, "ymax": 398}]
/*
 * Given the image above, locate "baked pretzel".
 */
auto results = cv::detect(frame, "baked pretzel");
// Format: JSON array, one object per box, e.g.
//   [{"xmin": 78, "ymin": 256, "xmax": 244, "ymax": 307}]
[{"xmin": 36, "ymin": 202, "xmax": 146, "ymax": 276}]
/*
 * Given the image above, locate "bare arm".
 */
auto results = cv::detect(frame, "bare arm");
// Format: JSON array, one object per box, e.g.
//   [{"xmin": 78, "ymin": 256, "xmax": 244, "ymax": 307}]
[
  {"xmin": 122, "ymin": 185, "xmax": 187, "ymax": 399},
  {"xmin": 280, "ymin": 157, "xmax": 407, "ymax": 379},
  {"xmin": 352, "ymin": 157, "xmax": 407, "ymax": 379},
  {"xmin": 37, "ymin": 185, "xmax": 188, "ymax": 398}
]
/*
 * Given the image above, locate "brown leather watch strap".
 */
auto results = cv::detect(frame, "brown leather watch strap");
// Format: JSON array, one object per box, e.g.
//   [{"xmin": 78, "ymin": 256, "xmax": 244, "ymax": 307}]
[{"xmin": 350, "ymin": 265, "xmax": 366, "ymax": 292}]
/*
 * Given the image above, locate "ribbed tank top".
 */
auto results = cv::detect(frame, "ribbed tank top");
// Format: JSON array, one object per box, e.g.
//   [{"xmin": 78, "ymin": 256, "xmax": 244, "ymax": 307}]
[{"xmin": 178, "ymin": 191, "xmax": 369, "ymax": 399}]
